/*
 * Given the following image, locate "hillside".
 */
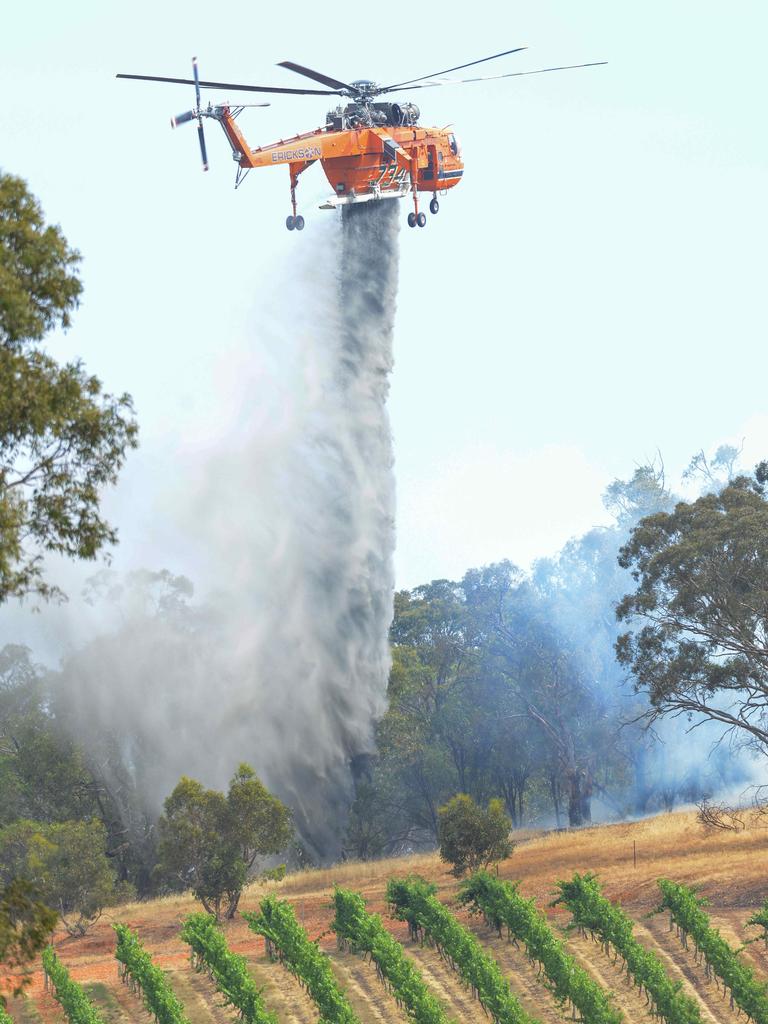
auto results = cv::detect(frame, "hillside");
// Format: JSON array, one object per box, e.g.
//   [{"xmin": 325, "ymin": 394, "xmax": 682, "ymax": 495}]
[{"xmin": 7, "ymin": 810, "xmax": 768, "ymax": 1024}]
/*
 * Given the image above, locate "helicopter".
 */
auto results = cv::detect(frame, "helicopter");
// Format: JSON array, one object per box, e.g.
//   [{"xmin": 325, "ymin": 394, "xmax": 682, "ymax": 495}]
[{"xmin": 117, "ymin": 48, "xmax": 605, "ymax": 231}]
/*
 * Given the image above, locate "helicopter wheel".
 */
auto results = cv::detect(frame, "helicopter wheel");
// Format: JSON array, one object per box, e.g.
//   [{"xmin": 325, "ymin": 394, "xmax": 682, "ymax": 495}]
[
  {"xmin": 286, "ymin": 215, "xmax": 296, "ymax": 231},
  {"xmin": 407, "ymin": 212, "xmax": 417, "ymax": 228},
  {"xmin": 429, "ymin": 198, "xmax": 439, "ymax": 215},
  {"xmin": 416, "ymin": 212, "xmax": 427, "ymax": 228},
  {"xmin": 294, "ymin": 215, "xmax": 305, "ymax": 231}
]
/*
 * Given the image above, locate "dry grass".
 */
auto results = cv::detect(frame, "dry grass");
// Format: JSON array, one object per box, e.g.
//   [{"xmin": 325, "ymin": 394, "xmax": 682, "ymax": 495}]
[
  {"xmin": 277, "ymin": 850, "xmax": 441, "ymax": 896},
  {"xmin": 499, "ymin": 809, "xmax": 768, "ymax": 909},
  {"xmin": 112, "ymin": 809, "xmax": 768, "ymax": 932}
]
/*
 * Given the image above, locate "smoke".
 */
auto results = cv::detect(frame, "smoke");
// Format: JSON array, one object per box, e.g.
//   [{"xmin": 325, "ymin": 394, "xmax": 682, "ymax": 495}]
[
  {"xmin": 52, "ymin": 201, "xmax": 401, "ymax": 861},
  {"xmin": 530, "ymin": 520, "xmax": 764, "ymax": 823}
]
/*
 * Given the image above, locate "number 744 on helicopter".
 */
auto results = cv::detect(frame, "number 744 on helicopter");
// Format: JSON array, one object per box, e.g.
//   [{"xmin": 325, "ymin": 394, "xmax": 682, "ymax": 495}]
[{"xmin": 117, "ymin": 47, "xmax": 605, "ymax": 231}]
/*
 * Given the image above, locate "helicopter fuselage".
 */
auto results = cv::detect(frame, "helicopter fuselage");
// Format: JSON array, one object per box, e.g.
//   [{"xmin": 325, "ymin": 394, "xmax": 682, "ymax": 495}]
[{"xmin": 214, "ymin": 103, "xmax": 463, "ymax": 210}]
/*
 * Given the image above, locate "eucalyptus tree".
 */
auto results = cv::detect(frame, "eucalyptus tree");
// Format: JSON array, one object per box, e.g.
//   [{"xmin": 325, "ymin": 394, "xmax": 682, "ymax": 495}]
[
  {"xmin": 617, "ymin": 463, "xmax": 768, "ymax": 753},
  {"xmin": 0, "ymin": 172, "xmax": 137, "ymax": 603}
]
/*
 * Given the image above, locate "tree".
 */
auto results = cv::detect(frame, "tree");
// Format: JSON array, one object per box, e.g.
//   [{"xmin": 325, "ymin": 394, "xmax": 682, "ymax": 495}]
[
  {"xmin": 347, "ymin": 590, "xmax": 474, "ymax": 854},
  {"xmin": 0, "ymin": 172, "xmax": 138, "ymax": 603},
  {"xmin": 0, "ymin": 642, "xmax": 159, "ymax": 895},
  {"xmin": 53, "ymin": 570, "xmax": 204, "ymax": 893},
  {"xmin": 616, "ymin": 465, "xmax": 768, "ymax": 753},
  {"xmin": 683, "ymin": 443, "xmax": 742, "ymax": 491},
  {"xmin": 158, "ymin": 764, "xmax": 293, "ymax": 919},
  {"xmin": 0, "ymin": 879, "xmax": 57, "ymax": 1004},
  {"xmin": 437, "ymin": 794, "xmax": 512, "ymax": 877},
  {"xmin": 0, "ymin": 819, "xmax": 130, "ymax": 936},
  {"xmin": 602, "ymin": 459, "xmax": 673, "ymax": 527},
  {"xmin": 0, "ymin": 645, "xmax": 102, "ymax": 827},
  {"xmin": 464, "ymin": 561, "xmax": 623, "ymax": 828}
]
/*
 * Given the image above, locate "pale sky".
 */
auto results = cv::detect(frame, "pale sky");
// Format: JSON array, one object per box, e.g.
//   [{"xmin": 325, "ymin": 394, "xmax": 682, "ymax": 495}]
[{"xmin": 2, "ymin": 1, "xmax": 766, "ymax": 597}]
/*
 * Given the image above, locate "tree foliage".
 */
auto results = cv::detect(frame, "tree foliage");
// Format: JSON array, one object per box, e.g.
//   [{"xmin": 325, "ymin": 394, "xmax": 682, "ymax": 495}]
[
  {"xmin": 0, "ymin": 172, "xmax": 137, "ymax": 603},
  {"xmin": 0, "ymin": 879, "xmax": 57, "ymax": 1003},
  {"xmin": 0, "ymin": 641, "xmax": 157, "ymax": 894},
  {"xmin": 158, "ymin": 764, "xmax": 293, "ymax": 919},
  {"xmin": 0, "ymin": 645, "xmax": 99, "ymax": 827},
  {"xmin": 0, "ymin": 174, "xmax": 81, "ymax": 346},
  {"xmin": 0, "ymin": 819, "xmax": 130, "ymax": 936},
  {"xmin": 617, "ymin": 466, "xmax": 768, "ymax": 751},
  {"xmin": 345, "ymin": 456, "xmax": 740, "ymax": 858},
  {"xmin": 437, "ymin": 795, "xmax": 512, "ymax": 877},
  {"xmin": 347, "ymin": 548, "xmax": 635, "ymax": 854}
]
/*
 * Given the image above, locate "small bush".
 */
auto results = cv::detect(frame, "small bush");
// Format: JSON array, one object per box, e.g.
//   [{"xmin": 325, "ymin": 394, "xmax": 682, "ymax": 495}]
[{"xmin": 437, "ymin": 795, "xmax": 512, "ymax": 877}]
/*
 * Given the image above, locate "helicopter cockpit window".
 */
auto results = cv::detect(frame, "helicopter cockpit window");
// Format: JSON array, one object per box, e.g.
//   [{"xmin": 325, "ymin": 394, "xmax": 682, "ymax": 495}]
[{"xmin": 448, "ymin": 134, "xmax": 458, "ymax": 156}]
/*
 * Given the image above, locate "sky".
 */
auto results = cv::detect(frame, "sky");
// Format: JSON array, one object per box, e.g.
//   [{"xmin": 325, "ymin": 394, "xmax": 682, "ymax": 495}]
[{"xmin": 2, "ymin": 1, "xmax": 767, "ymax": 601}]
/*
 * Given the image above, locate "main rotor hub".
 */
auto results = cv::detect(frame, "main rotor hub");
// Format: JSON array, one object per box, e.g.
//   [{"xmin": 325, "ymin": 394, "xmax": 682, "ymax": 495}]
[
  {"xmin": 326, "ymin": 98, "xmax": 420, "ymax": 131},
  {"xmin": 348, "ymin": 79, "xmax": 379, "ymax": 98}
]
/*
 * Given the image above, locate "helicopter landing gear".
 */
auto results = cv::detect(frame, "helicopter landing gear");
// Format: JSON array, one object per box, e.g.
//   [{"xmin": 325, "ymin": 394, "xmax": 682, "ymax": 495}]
[
  {"xmin": 429, "ymin": 196, "xmax": 439, "ymax": 215},
  {"xmin": 286, "ymin": 168, "xmax": 305, "ymax": 231},
  {"xmin": 407, "ymin": 156, "xmax": 427, "ymax": 228}
]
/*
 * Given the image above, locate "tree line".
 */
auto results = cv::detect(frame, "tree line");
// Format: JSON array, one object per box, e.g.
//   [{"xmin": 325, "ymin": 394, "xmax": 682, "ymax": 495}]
[{"xmin": 345, "ymin": 450, "xmax": 768, "ymax": 856}]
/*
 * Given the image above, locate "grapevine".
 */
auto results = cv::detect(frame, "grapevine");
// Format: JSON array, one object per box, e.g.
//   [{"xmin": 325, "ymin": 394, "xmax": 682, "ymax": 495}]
[
  {"xmin": 658, "ymin": 879, "xmax": 768, "ymax": 1023},
  {"xmin": 747, "ymin": 901, "xmax": 768, "ymax": 948},
  {"xmin": 41, "ymin": 947, "xmax": 105, "ymax": 1024},
  {"xmin": 331, "ymin": 886, "xmax": 452, "ymax": 1024},
  {"xmin": 113, "ymin": 923, "xmax": 191, "ymax": 1024},
  {"xmin": 180, "ymin": 913, "xmax": 277, "ymax": 1024},
  {"xmin": 243, "ymin": 895, "xmax": 360, "ymax": 1024},
  {"xmin": 459, "ymin": 871, "xmax": 622, "ymax": 1024},
  {"xmin": 386, "ymin": 875, "xmax": 539, "ymax": 1024},
  {"xmin": 553, "ymin": 872, "xmax": 701, "ymax": 1024}
]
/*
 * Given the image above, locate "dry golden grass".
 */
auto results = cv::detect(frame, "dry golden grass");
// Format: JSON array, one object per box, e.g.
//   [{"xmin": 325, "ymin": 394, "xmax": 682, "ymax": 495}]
[
  {"xmin": 499, "ymin": 809, "xmax": 768, "ymax": 909},
  {"xmin": 277, "ymin": 851, "xmax": 440, "ymax": 896}
]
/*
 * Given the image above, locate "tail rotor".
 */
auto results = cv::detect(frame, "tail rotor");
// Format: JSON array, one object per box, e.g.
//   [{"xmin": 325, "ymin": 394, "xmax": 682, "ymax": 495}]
[{"xmin": 169, "ymin": 56, "xmax": 209, "ymax": 171}]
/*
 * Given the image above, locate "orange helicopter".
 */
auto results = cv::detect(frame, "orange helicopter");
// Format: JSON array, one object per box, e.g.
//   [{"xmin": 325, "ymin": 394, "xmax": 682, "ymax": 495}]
[{"xmin": 117, "ymin": 49, "xmax": 605, "ymax": 231}]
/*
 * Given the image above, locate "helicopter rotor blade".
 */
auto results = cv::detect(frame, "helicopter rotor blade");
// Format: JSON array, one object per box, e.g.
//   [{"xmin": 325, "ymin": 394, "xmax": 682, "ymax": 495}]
[
  {"xmin": 381, "ymin": 46, "xmax": 528, "ymax": 91},
  {"xmin": 277, "ymin": 61, "xmax": 356, "ymax": 93},
  {"xmin": 170, "ymin": 109, "xmax": 196, "ymax": 128},
  {"xmin": 191, "ymin": 58, "xmax": 209, "ymax": 171},
  {"xmin": 382, "ymin": 61, "xmax": 608, "ymax": 93},
  {"xmin": 116, "ymin": 73, "xmax": 340, "ymax": 96},
  {"xmin": 192, "ymin": 56, "xmax": 202, "ymax": 109},
  {"xmin": 197, "ymin": 122, "xmax": 209, "ymax": 172}
]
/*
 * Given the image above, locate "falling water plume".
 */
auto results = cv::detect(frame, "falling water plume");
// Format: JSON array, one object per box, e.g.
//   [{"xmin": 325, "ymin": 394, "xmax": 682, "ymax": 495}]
[{"xmin": 54, "ymin": 201, "xmax": 401, "ymax": 862}]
